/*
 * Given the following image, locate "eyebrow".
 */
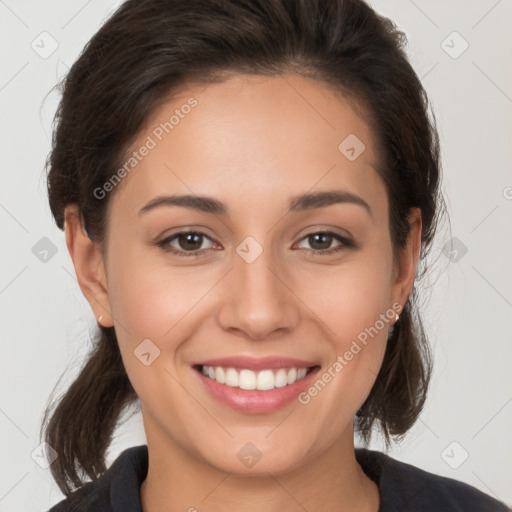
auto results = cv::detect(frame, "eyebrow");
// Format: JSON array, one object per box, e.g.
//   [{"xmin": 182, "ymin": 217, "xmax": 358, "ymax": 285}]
[{"xmin": 138, "ymin": 189, "xmax": 373, "ymax": 219}]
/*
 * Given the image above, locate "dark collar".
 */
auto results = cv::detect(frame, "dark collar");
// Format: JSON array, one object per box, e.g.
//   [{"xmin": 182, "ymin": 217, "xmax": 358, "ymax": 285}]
[{"xmin": 50, "ymin": 444, "xmax": 509, "ymax": 512}]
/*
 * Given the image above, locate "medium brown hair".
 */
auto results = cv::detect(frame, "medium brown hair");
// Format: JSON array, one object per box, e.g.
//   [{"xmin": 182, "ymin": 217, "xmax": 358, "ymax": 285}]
[{"xmin": 41, "ymin": 0, "xmax": 448, "ymax": 496}]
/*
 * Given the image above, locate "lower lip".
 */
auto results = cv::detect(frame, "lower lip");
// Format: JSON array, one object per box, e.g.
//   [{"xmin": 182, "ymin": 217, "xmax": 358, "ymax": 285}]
[{"xmin": 194, "ymin": 366, "xmax": 320, "ymax": 413}]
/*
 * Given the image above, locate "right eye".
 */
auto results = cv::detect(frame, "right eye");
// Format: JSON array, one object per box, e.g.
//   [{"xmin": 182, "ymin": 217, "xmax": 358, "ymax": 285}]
[{"xmin": 157, "ymin": 231, "xmax": 219, "ymax": 257}]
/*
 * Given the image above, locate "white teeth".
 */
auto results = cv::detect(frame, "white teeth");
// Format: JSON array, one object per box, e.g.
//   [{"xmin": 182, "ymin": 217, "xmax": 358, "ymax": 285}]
[
  {"xmin": 256, "ymin": 370, "xmax": 275, "ymax": 390},
  {"xmin": 274, "ymin": 368, "xmax": 288, "ymax": 388},
  {"xmin": 287, "ymin": 368, "xmax": 297, "ymax": 385},
  {"xmin": 225, "ymin": 368, "xmax": 239, "ymax": 387},
  {"xmin": 200, "ymin": 365, "xmax": 311, "ymax": 390},
  {"xmin": 239, "ymin": 369, "xmax": 256, "ymax": 390},
  {"xmin": 214, "ymin": 366, "xmax": 225, "ymax": 384}
]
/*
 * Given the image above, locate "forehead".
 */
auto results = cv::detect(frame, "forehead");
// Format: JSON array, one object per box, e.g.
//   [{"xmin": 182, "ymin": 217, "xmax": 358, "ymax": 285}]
[{"xmin": 109, "ymin": 73, "xmax": 385, "ymax": 219}]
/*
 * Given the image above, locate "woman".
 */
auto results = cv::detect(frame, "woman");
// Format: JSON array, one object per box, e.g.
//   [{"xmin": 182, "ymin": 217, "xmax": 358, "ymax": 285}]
[{"xmin": 41, "ymin": 0, "xmax": 509, "ymax": 510}]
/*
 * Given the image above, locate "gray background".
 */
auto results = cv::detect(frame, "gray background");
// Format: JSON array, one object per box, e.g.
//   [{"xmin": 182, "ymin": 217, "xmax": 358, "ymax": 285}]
[{"xmin": 1, "ymin": 0, "xmax": 511, "ymax": 510}]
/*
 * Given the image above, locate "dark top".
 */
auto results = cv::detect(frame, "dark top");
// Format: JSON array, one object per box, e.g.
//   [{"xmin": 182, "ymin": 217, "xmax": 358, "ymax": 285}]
[{"xmin": 48, "ymin": 445, "xmax": 510, "ymax": 511}]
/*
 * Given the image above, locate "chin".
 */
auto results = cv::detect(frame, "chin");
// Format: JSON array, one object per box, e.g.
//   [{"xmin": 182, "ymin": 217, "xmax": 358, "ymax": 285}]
[{"xmin": 196, "ymin": 437, "xmax": 310, "ymax": 477}]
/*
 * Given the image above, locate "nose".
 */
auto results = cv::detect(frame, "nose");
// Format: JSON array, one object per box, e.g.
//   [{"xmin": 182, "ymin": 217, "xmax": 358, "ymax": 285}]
[{"xmin": 216, "ymin": 245, "xmax": 300, "ymax": 341}]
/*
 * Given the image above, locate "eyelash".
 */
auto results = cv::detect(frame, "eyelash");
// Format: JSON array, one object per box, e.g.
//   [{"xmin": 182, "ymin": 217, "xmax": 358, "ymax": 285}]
[{"xmin": 156, "ymin": 230, "xmax": 354, "ymax": 258}]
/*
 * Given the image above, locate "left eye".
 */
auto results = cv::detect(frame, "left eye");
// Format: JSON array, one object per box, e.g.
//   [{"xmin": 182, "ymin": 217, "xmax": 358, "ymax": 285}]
[{"xmin": 294, "ymin": 232, "xmax": 348, "ymax": 253}]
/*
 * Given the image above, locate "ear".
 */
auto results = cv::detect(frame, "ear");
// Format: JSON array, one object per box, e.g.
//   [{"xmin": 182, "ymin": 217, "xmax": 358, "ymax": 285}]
[
  {"xmin": 64, "ymin": 204, "xmax": 113, "ymax": 327},
  {"xmin": 391, "ymin": 207, "xmax": 422, "ymax": 314}
]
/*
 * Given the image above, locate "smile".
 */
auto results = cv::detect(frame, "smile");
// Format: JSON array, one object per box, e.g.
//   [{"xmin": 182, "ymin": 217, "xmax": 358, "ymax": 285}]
[
  {"xmin": 199, "ymin": 365, "xmax": 312, "ymax": 391},
  {"xmin": 193, "ymin": 358, "xmax": 321, "ymax": 413}
]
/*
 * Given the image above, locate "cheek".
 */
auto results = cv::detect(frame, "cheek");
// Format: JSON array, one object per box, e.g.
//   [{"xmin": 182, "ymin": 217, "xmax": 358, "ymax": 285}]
[
  {"xmin": 295, "ymin": 259, "xmax": 392, "ymax": 443},
  {"xmin": 297, "ymin": 246, "xmax": 394, "ymax": 343},
  {"xmin": 108, "ymin": 242, "xmax": 219, "ymax": 337},
  {"xmin": 106, "ymin": 253, "xmax": 205, "ymax": 424},
  {"xmin": 106, "ymin": 246, "xmax": 225, "ymax": 399},
  {"xmin": 294, "ymin": 247, "xmax": 393, "ymax": 405}
]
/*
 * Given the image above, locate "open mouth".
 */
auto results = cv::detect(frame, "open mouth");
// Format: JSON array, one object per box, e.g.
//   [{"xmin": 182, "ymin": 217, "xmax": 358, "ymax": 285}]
[{"xmin": 193, "ymin": 364, "xmax": 319, "ymax": 391}]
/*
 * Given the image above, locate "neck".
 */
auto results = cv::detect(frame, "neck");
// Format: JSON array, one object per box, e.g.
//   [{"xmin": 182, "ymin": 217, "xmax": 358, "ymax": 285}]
[{"xmin": 140, "ymin": 422, "xmax": 380, "ymax": 512}]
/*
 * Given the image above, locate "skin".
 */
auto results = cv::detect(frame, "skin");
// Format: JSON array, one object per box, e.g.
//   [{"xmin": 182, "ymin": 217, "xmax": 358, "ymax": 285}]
[{"xmin": 64, "ymin": 73, "xmax": 421, "ymax": 512}]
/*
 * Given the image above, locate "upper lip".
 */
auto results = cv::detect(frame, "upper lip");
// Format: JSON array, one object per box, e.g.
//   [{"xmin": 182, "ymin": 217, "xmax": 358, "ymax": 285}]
[{"xmin": 194, "ymin": 356, "xmax": 319, "ymax": 371}]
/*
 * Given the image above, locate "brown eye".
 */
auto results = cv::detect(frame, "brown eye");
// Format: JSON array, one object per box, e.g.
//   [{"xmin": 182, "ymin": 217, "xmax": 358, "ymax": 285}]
[
  {"xmin": 157, "ymin": 231, "xmax": 217, "ymax": 257},
  {"xmin": 306, "ymin": 233, "xmax": 335, "ymax": 250},
  {"xmin": 295, "ymin": 231, "xmax": 353, "ymax": 255},
  {"xmin": 175, "ymin": 232, "xmax": 204, "ymax": 251}
]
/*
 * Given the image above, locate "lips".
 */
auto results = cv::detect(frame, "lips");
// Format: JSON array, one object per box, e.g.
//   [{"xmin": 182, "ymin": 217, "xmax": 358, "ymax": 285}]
[{"xmin": 192, "ymin": 355, "xmax": 321, "ymax": 413}]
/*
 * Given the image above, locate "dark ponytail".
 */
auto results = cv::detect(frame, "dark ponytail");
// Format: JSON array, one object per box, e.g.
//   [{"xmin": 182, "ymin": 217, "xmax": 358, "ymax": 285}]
[{"xmin": 40, "ymin": 327, "xmax": 138, "ymax": 495}]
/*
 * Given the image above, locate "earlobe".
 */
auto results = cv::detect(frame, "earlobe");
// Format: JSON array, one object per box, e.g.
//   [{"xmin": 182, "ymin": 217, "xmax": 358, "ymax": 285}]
[
  {"xmin": 391, "ymin": 207, "xmax": 422, "ymax": 310},
  {"xmin": 64, "ymin": 205, "xmax": 114, "ymax": 327}
]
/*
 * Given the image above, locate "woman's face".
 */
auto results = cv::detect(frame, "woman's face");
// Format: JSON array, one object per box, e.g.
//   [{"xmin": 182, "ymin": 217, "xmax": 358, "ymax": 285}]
[{"xmin": 71, "ymin": 73, "xmax": 420, "ymax": 475}]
